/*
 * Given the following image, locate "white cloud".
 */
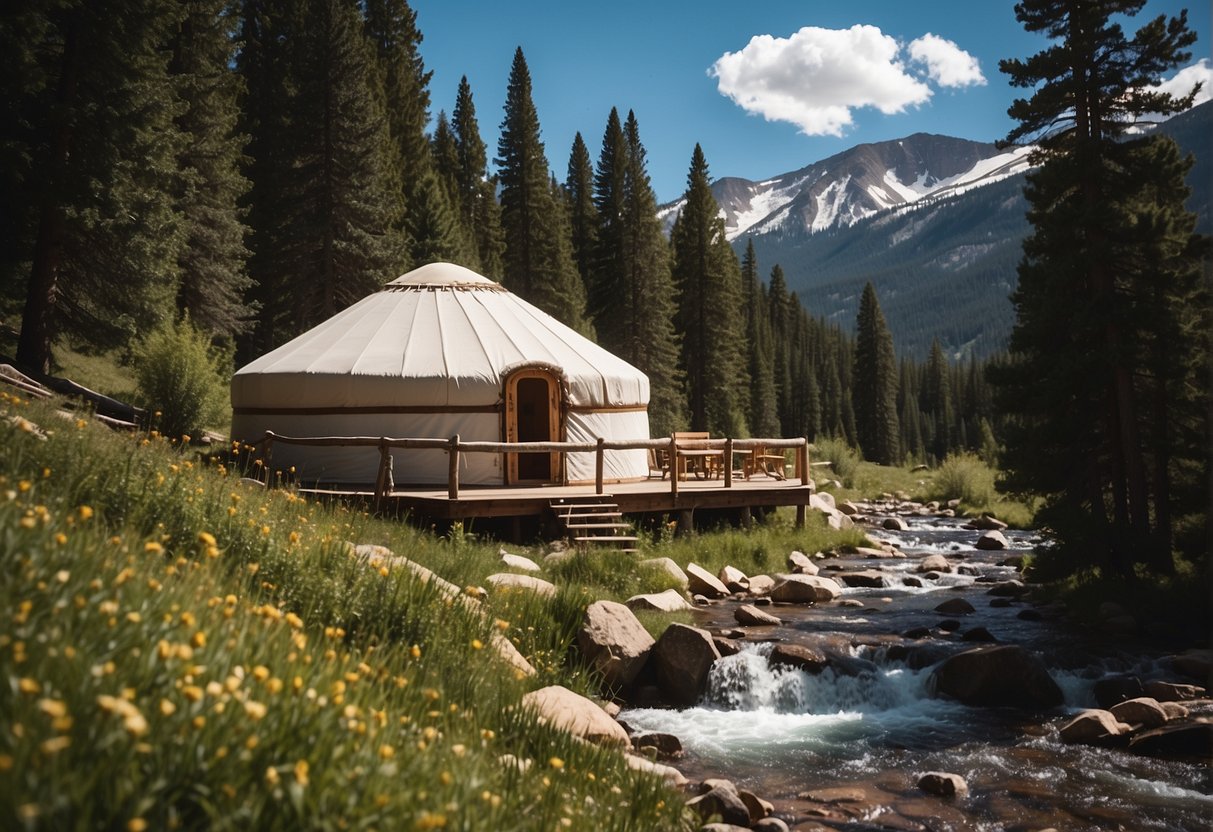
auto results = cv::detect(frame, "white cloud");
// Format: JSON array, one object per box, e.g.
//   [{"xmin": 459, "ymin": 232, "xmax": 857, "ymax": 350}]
[
  {"xmin": 908, "ymin": 33, "xmax": 986, "ymax": 88},
  {"xmin": 1151, "ymin": 59, "xmax": 1212, "ymax": 108},
  {"xmin": 709, "ymin": 24, "xmax": 934, "ymax": 137}
]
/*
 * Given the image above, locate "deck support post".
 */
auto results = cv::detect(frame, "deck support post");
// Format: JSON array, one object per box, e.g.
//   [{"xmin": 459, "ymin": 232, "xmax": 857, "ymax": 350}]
[
  {"xmin": 795, "ymin": 503, "xmax": 806, "ymax": 528},
  {"xmin": 677, "ymin": 508, "xmax": 693, "ymax": 536},
  {"xmin": 448, "ymin": 435, "xmax": 460, "ymax": 500},
  {"xmin": 595, "ymin": 437, "xmax": 605, "ymax": 495},
  {"xmin": 740, "ymin": 505, "xmax": 752, "ymax": 529}
]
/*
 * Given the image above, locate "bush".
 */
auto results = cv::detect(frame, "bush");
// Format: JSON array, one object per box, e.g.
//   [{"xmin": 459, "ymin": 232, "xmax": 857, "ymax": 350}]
[
  {"xmin": 133, "ymin": 316, "xmax": 230, "ymax": 439},
  {"xmin": 930, "ymin": 452, "xmax": 996, "ymax": 508},
  {"xmin": 813, "ymin": 437, "xmax": 860, "ymax": 488}
]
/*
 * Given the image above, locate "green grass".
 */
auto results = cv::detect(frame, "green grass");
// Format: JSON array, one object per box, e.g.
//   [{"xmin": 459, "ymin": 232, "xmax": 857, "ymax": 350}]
[{"xmin": 0, "ymin": 391, "xmax": 691, "ymax": 831}]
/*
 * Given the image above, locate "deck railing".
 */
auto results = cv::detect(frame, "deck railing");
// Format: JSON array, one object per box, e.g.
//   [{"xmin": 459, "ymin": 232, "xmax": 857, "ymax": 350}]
[{"xmin": 253, "ymin": 431, "xmax": 811, "ymax": 503}]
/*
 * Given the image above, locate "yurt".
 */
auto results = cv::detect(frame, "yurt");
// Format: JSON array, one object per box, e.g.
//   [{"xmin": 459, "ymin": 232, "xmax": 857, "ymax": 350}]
[{"xmin": 230, "ymin": 262, "xmax": 651, "ymax": 486}]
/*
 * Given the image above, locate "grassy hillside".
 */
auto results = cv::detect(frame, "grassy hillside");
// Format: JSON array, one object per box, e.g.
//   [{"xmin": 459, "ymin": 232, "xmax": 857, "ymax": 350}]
[{"xmin": 0, "ymin": 390, "xmax": 858, "ymax": 830}]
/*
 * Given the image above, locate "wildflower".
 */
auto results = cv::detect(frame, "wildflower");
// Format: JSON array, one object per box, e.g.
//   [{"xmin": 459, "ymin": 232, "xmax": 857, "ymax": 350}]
[
  {"xmin": 144, "ymin": 542, "xmax": 164, "ymax": 555},
  {"xmin": 410, "ymin": 645, "xmax": 422, "ymax": 659},
  {"xmin": 191, "ymin": 631, "xmax": 206, "ymax": 649},
  {"xmin": 244, "ymin": 700, "xmax": 267, "ymax": 720},
  {"xmin": 378, "ymin": 744, "xmax": 395, "ymax": 760},
  {"xmin": 198, "ymin": 531, "xmax": 216, "ymax": 547},
  {"xmin": 55, "ymin": 570, "xmax": 70, "ymax": 583},
  {"xmin": 265, "ymin": 766, "xmax": 280, "ymax": 787},
  {"xmin": 285, "ymin": 612, "xmax": 303, "ymax": 630},
  {"xmin": 53, "ymin": 532, "xmax": 67, "ymax": 545},
  {"xmin": 160, "ymin": 699, "xmax": 176, "ymax": 716},
  {"xmin": 549, "ymin": 757, "xmax": 564, "ymax": 770},
  {"xmin": 128, "ymin": 819, "xmax": 147, "ymax": 832},
  {"xmin": 18, "ymin": 678, "xmax": 40, "ymax": 695},
  {"xmin": 40, "ymin": 736, "xmax": 71, "ymax": 754},
  {"xmin": 37, "ymin": 699, "xmax": 68, "ymax": 719},
  {"xmin": 294, "ymin": 759, "xmax": 309, "ymax": 787}
]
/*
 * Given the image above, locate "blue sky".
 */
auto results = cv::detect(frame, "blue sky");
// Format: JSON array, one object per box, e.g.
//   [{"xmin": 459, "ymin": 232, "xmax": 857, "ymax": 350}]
[{"xmin": 413, "ymin": 0, "xmax": 1212, "ymax": 204}]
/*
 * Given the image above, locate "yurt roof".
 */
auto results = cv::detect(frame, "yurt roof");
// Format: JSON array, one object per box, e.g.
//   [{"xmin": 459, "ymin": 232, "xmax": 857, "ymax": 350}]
[{"xmin": 231, "ymin": 263, "xmax": 649, "ymax": 410}]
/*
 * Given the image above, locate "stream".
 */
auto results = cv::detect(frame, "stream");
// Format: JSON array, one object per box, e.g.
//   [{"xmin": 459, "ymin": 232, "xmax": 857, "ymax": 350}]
[{"xmin": 621, "ymin": 510, "xmax": 1212, "ymax": 831}]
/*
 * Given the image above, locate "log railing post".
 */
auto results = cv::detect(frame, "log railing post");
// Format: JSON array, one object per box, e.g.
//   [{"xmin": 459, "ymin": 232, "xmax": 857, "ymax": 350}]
[
  {"xmin": 448, "ymin": 435, "xmax": 460, "ymax": 500},
  {"xmin": 669, "ymin": 435, "xmax": 678, "ymax": 497},
  {"xmin": 797, "ymin": 440, "xmax": 809, "ymax": 484},
  {"xmin": 595, "ymin": 437, "xmax": 605, "ymax": 496},
  {"xmin": 724, "ymin": 437, "xmax": 734, "ymax": 488}
]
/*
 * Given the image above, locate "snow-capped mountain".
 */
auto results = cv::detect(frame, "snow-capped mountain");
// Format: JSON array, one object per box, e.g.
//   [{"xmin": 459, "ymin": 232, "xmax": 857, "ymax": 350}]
[{"xmin": 659, "ymin": 133, "xmax": 1034, "ymax": 241}]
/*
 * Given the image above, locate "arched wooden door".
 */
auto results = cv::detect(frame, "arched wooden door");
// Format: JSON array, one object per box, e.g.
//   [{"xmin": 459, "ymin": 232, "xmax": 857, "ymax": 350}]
[{"xmin": 504, "ymin": 368, "xmax": 562, "ymax": 484}]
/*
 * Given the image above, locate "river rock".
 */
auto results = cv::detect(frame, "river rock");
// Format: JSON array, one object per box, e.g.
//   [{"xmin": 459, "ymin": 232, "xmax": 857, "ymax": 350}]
[
  {"xmin": 970, "ymin": 515, "xmax": 1009, "ymax": 531},
  {"xmin": 962, "ymin": 626, "xmax": 998, "ymax": 643},
  {"xmin": 1128, "ymin": 721, "xmax": 1213, "ymax": 761},
  {"xmin": 1144, "ymin": 680, "xmax": 1206, "ymax": 702},
  {"xmin": 1109, "ymin": 697, "xmax": 1169, "ymax": 729},
  {"xmin": 625, "ymin": 588, "xmax": 694, "ymax": 613},
  {"xmin": 714, "ymin": 637, "xmax": 742, "ymax": 657},
  {"xmin": 918, "ymin": 554, "xmax": 952, "ymax": 573},
  {"xmin": 747, "ymin": 574, "xmax": 776, "ymax": 595},
  {"xmin": 686, "ymin": 781, "xmax": 751, "ymax": 827},
  {"xmin": 499, "ymin": 550, "xmax": 541, "ymax": 572},
  {"xmin": 738, "ymin": 789, "xmax": 774, "ymax": 823},
  {"xmin": 651, "ymin": 623, "xmax": 721, "ymax": 706},
  {"xmin": 1059, "ymin": 709, "xmax": 1132, "ymax": 745},
  {"xmin": 577, "ymin": 601, "xmax": 655, "ymax": 690},
  {"xmin": 631, "ymin": 731, "xmax": 683, "ymax": 759},
  {"xmin": 1169, "ymin": 648, "xmax": 1213, "ymax": 683},
  {"xmin": 735, "ymin": 604, "xmax": 782, "ymax": 626},
  {"xmin": 902, "ymin": 575, "xmax": 924, "ymax": 588},
  {"xmin": 930, "ymin": 645, "xmax": 1063, "ymax": 709},
  {"xmin": 770, "ymin": 574, "xmax": 842, "ymax": 603},
  {"xmin": 1161, "ymin": 702, "xmax": 1190, "ymax": 720},
  {"xmin": 986, "ymin": 580, "xmax": 1029, "ymax": 598},
  {"xmin": 1000, "ymin": 555, "xmax": 1029, "ymax": 571},
  {"xmin": 521, "ymin": 685, "xmax": 629, "ymax": 747},
  {"xmin": 883, "ymin": 516, "xmax": 908, "ymax": 531},
  {"xmin": 686, "ymin": 562, "xmax": 730, "ymax": 599},
  {"xmin": 768, "ymin": 644, "xmax": 829, "ymax": 674},
  {"xmin": 838, "ymin": 500, "xmax": 860, "ymax": 515},
  {"xmin": 917, "ymin": 771, "xmax": 969, "ymax": 798},
  {"xmin": 622, "ymin": 753, "xmax": 688, "ymax": 786},
  {"xmin": 787, "ymin": 550, "xmax": 819, "ymax": 575},
  {"xmin": 719, "ymin": 564, "xmax": 750, "ymax": 592},
  {"xmin": 835, "ymin": 569, "xmax": 887, "ymax": 588},
  {"xmin": 698, "ymin": 825, "xmax": 750, "ymax": 832},
  {"xmin": 751, "ymin": 818, "xmax": 790, "ymax": 832},
  {"xmin": 639, "ymin": 557, "xmax": 689, "ymax": 589},
  {"xmin": 975, "ymin": 530, "xmax": 1010, "ymax": 550},
  {"xmin": 485, "ymin": 573, "xmax": 557, "ymax": 597},
  {"xmin": 934, "ymin": 598, "xmax": 975, "ymax": 615}
]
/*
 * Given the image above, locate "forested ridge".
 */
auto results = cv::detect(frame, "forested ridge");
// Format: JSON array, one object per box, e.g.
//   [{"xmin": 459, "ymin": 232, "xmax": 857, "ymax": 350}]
[{"xmin": 1, "ymin": 0, "xmax": 1009, "ymax": 464}]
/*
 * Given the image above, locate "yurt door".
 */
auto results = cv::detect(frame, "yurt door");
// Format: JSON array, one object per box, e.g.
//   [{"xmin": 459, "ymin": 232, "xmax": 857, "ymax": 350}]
[{"xmin": 505, "ymin": 369, "xmax": 562, "ymax": 484}]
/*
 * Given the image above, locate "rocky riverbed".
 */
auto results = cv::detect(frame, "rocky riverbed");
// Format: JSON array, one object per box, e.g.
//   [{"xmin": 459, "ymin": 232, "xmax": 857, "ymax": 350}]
[{"xmin": 599, "ymin": 499, "xmax": 1212, "ymax": 831}]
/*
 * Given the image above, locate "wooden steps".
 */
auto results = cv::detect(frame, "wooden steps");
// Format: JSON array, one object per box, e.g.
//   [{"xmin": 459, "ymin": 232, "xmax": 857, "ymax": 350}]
[{"xmin": 550, "ymin": 496, "xmax": 638, "ymax": 553}]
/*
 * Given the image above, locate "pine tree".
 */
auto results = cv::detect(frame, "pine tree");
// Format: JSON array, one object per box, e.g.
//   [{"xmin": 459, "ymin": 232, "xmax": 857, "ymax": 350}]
[
  {"xmin": 741, "ymin": 240, "xmax": 779, "ymax": 437},
  {"xmin": 565, "ymin": 131, "xmax": 598, "ymax": 297},
  {"xmin": 852, "ymin": 282, "xmax": 900, "ymax": 464},
  {"xmin": 14, "ymin": 0, "xmax": 186, "ymax": 372},
  {"xmin": 767, "ymin": 265, "xmax": 793, "ymax": 435},
  {"xmin": 451, "ymin": 76, "xmax": 503, "ymax": 277},
  {"xmin": 589, "ymin": 108, "xmax": 627, "ymax": 326},
  {"xmin": 670, "ymin": 145, "xmax": 746, "ymax": 436},
  {"xmin": 922, "ymin": 338, "xmax": 953, "ymax": 462},
  {"xmin": 495, "ymin": 48, "xmax": 588, "ymax": 331},
  {"xmin": 993, "ymin": 0, "xmax": 1204, "ymax": 574},
  {"xmin": 170, "ymin": 0, "xmax": 254, "ymax": 341}
]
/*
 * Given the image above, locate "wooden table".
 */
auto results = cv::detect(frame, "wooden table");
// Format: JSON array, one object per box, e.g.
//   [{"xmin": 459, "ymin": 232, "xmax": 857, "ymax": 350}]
[{"xmin": 677, "ymin": 449, "xmax": 723, "ymax": 480}]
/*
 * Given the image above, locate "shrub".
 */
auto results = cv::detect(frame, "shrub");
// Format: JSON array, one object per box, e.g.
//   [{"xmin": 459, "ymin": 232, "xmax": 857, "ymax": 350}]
[
  {"xmin": 930, "ymin": 452, "xmax": 996, "ymax": 508},
  {"xmin": 813, "ymin": 437, "xmax": 860, "ymax": 488},
  {"xmin": 133, "ymin": 316, "xmax": 230, "ymax": 439}
]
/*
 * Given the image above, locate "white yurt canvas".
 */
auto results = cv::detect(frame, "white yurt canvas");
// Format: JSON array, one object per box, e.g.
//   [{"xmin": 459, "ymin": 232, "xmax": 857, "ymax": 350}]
[{"xmin": 230, "ymin": 262, "xmax": 651, "ymax": 486}]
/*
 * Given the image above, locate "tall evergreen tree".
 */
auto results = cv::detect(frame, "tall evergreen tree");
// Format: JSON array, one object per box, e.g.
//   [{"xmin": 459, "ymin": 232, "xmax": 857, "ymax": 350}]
[
  {"xmin": 852, "ymin": 282, "xmax": 900, "ymax": 464},
  {"xmin": 171, "ymin": 0, "xmax": 254, "ymax": 341},
  {"xmin": 766, "ymin": 265, "xmax": 793, "ymax": 436},
  {"xmin": 670, "ymin": 145, "xmax": 746, "ymax": 437},
  {"xmin": 451, "ymin": 76, "xmax": 503, "ymax": 276},
  {"xmin": 495, "ymin": 48, "xmax": 588, "ymax": 331},
  {"xmin": 13, "ymin": 0, "xmax": 186, "ymax": 372},
  {"xmin": 589, "ymin": 109, "xmax": 627, "ymax": 326},
  {"xmin": 741, "ymin": 240, "xmax": 779, "ymax": 437},
  {"xmin": 993, "ymin": 0, "xmax": 1205, "ymax": 574},
  {"xmin": 922, "ymin": 338, "xmax": 953, "ymax": 462},
  {"xmin": 565, "ymin": 131, "xmax": 598, "ymax": 296}
]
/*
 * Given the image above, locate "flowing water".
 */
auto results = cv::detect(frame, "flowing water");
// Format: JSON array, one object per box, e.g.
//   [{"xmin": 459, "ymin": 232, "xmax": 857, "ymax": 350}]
[{"xmin": 622, "ymin": 514, "xmax": 1212, "ymax": 831}]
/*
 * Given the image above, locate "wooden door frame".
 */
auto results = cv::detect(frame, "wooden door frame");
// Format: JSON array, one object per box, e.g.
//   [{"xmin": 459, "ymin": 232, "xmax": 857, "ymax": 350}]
[{"xmin": 503, "ymin": 366, "xmax": 564, "ymax": 484}]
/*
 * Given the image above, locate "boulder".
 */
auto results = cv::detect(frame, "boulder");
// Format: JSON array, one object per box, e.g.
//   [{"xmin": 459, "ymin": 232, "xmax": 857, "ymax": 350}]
[
  {"xmin": 752, "ymin": 818, "xmax": 790, "ymax": 832},
  {"xmin": 577, "ymin": 601, "xmax": 655, "ymax": 691},
  {"xmin": 827, "ymin": 511, "xmax": 854, "ymax": 530},
  {"xmin": 1144, "ymin": 680, "xmax": 1206, "ymax": 702},
  {"xmin": 1128, "ymin": 721, "xmax": 1213, "ymax": 761},
  {"xmin": 970, "ymin": 515, "xmax": 1008, "ymax": 531},
  {"xmin": 835, "ymin": 569, "xmax": 887, "ymax": 588},
  {"xmin": 625, "ymin": 588, "xmax": 693, "ymax": 613},
  {"xmin": 917, "ymin": 771, "xmax": 969, "ymax": 798},
  {"xmin": 918, "ymin": 554, "xmax": 952, "ymax": 574},
  {"xmin": 838, "ymin": 500, "xmax": 860, "ymax": 516},
  {"xmin": 882, "ymin": 516, "xmax": 908, "ymax": 531},
  {"xmin": 1161, "ymin": 702, "xmax": 1190, "ymax": 720},
  {"xmin": 738, "ymin": 789, "xmax": 774, "ymax": 823},
  {"xmin": 768, "ymin": 644, "xmax": 829, "ymax": 674},
  {"xmin": 986, "ymin": 580, "xmax": 1029, "ymax": 598},
  {"xmin": 902, "ymin": 576, "xmax": 924, "ymax": 588},
  {"xmin": 933, "ymin": 598, "xmax": 975, "ymax": 616},
  {"xmin": 638, "ymin": 557, "xmax": 689, "ymax": 590},
  {"xmin": 485, "ymin": 573, "xmax": 556, "ymax": 598},
  {"xmin": 686, "ymin": 782, "xmax": 750, "ymax": 827},
  {"xmin": 685, "ymin": 562, "xmax": 730, "ymax": 599},
  {"xmin": 962, "ymin": 627, "xmax": 998, "ymax": 643},
  {"xmin": 786, "ymin": 550, "xmax": 819, "ymax": 575},
  {"xmin": 974, "ymin": 530, "xmax": 1010, "ymax": 551},
  {"xmin": 930, "ymin": 645, "xmax": 1063, "ymax": 709},
  {"xmin": 1059, "ymin": 709, "xmax": 1131, "ymax": 745},
  {"xmin": 747, "ymin": 574, "xmax": 776, "ymax": 596},
  {"xmin": 1109, "ymin": 697, "xmax": 1168, "ymax": 729},
  {"xmin": 499, "ymin": 550, "xmax": 541, "ymax": 572},
  {"xmin": 735, "ymin": 604, "xmax": 782, "ymax": 626},
  {"xmin": 631, "ymin": 732, "xmax": 683, "ymax": 759},
  {"xmin": 770, "ymin": 574, "xmax": 843, "ymax": 604},
  {"xmin": 651, "ymin": 624, "xmax": 721, "ymax": 706},
  {"xmin": 520, "ymin": 685, "xmax": 629, "ymax": 747},
  {"xmin": 1169, "ymin": 648, "xmax": 1213, "ymax": 684},
  {"xmin": 718, "ymin": 564, "xmax": 750, "ymax": 593},
  {"xmin": 621, "ymin": 753, "xmax": 688, "ymax": 786},
  {"xmin": 1093, "ymin": 676, "xmax": 1145, "ymax": 708}
]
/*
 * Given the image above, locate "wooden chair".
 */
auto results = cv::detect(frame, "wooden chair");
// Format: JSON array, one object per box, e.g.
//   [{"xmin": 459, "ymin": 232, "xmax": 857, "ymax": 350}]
[
  {"xmin": 744, "ymin": 444, "xmax": 787, "ymax": 480},
  {"xmin": 647, "ymin": 447, "xmax": 670, "ymax": 480},
  {"xmin": 672, "ymin": 431, "xmax": 723, "ymax": 480}
]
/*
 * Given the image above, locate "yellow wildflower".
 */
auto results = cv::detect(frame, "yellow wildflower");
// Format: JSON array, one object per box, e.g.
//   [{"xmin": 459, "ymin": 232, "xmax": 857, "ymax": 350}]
[{"xmin": 294, "ymin": 760, "xmax": 309, "ymax": 787}]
